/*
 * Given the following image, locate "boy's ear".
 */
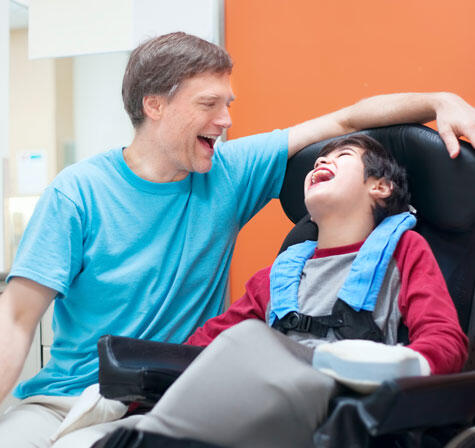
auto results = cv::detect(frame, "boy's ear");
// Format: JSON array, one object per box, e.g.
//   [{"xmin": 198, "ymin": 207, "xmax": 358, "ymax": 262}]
[
  {"xmin": 142, "ymin": 95, "xmax": 165, "ymax": 121},
  {"xmin": 369, "ymin": 178, "xmax": 393, "ymax": 201}
]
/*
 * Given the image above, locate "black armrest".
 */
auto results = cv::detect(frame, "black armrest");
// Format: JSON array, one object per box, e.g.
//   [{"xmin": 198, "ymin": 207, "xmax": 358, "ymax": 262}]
[
  {"xmin": 361, "ymin": 371, "xmax": 475, "ymax": 434},
  {"xmin": 98, "ymin": 335, "xmax": 204, "ymax": 405},
  {"xmin": 315, "ymin": 371, "xmax": 475, "ymax": 447}
]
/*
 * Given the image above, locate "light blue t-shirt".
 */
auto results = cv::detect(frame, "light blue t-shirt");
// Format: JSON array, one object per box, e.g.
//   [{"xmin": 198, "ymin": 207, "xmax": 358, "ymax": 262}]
[{"xmin": 9, "ymin": 129, "xmax": 288, "ymax": 398}]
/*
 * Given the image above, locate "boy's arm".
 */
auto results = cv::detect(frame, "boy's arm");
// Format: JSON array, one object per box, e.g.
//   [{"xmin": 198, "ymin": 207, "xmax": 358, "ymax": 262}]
[
  {"xmin": 0, "ymin": 277, "xmax": 55, "ymax": 404},
  {"xmin": 396, "ymin": 232, "xmax": 468, "ymax": 374},
  {"xmin": 288, "ymin": 92, "xmax": 475, "ymax": 159},
  {"xmin": 186, "ymin": 266, "xmax": 271, "ymax": 346}
]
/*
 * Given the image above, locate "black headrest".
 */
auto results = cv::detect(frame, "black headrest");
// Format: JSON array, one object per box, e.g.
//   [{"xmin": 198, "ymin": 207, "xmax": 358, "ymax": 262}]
[{"xmin": 280, "ymin": 124, "xmax": 475, "ymax": 233}]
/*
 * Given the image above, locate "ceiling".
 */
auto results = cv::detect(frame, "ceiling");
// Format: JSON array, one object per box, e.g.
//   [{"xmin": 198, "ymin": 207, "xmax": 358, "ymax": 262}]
[{"xmin": 10, "ymin": 0, "xmax": 29, "ymax": 30}]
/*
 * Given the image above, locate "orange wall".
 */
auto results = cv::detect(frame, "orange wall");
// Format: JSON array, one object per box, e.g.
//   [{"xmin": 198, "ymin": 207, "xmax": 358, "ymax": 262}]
[{"xmin": 225, "ymin": 0, "xmax": 475, "ymax": 302}]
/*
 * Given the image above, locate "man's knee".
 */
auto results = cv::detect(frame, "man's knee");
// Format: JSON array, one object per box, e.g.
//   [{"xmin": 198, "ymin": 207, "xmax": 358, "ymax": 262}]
[{"xmin": 0, "ymin": 401, "xmax": 62, "ymax": 447}]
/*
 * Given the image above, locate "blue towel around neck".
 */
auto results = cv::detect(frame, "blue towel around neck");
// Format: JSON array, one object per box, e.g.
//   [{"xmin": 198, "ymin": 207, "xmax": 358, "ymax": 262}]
[{"xmin": 269, "ymin": 212, "xmax": 416, "ymax": 326}]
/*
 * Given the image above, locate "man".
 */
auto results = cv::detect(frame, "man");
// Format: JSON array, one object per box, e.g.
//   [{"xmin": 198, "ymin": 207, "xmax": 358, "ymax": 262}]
[{"xmin": 0, "ymin": 31, "xmax": 473, "ymax": 446}]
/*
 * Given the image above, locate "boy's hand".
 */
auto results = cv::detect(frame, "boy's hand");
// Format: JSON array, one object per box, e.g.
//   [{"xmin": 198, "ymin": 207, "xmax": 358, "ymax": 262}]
[
  {"xmin": 434, "ymin": 93, "xmax": 475, "ymax": 158},
  {"xmin": 312, "ymin": 339, "xmax": 430, "ymax": 393}
]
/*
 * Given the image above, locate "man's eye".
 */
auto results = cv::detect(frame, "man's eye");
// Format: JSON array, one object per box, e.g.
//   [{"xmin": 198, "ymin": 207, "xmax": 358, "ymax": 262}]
[{"xmin": 201, "ymin": 103, "xmax": 215, "ymax": 108}]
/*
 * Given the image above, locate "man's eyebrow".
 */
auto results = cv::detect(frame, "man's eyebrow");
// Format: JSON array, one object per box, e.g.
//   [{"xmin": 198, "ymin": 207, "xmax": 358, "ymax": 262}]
[{"xmin": 197, "ymin": 94, "xmax": 235, "ymax": 104}]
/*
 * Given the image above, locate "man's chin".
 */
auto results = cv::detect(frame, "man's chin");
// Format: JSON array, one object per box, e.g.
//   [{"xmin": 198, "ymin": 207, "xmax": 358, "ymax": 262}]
[{"xmin": 193, "ymin": 160, "xmax": 213, "ymax": 174}]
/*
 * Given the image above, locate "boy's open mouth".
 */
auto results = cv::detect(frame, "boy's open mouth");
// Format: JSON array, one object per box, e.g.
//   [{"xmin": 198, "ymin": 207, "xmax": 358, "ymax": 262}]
[
  {"xmin": 311, "ymin": 168, "xmax": 335, "ymax": 185},
  {"xmin": 198, "ymin": 135, "xmax": 216, "ymax": 150}
]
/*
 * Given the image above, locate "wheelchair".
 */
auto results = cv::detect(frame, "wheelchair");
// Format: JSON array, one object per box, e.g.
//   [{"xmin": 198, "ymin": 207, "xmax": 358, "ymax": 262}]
[{"xmin": 94, "ymin": 124, "xmax": 475, "ymax": 448}]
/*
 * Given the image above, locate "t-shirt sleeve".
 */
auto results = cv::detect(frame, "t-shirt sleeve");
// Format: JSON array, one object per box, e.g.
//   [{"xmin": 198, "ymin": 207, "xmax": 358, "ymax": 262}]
[
  {"xmin": 186, "ymin": 266, "xmax": 271, "ymax": 346},
  {"xmin": 395, "ymin": 231, "xmax": 468, "ymax": 374},
  {"xmin": 7, "ymin": 186, "xmax": 85, "ymax": 298},
  {"xmin": 215, "ymin": 129, "xmax": 289, "ymax": 228}
]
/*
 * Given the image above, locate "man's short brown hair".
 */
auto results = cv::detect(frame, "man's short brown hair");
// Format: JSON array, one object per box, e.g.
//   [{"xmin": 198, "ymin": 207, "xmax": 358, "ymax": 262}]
[{"xmin": 122, "ymin": 32, "xmax": 233, "ymax": 128}]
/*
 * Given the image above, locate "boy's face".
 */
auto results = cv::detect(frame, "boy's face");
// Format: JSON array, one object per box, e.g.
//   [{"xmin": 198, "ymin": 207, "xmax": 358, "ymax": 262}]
[{"xmin": 304, "ymin": 145, "xmax": 379, "ymax": 222}]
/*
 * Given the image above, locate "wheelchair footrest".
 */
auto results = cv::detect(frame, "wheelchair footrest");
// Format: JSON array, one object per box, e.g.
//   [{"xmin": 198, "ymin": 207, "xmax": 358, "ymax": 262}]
[{"xmin": 92, "ymin": 427, "xmax": 224, "ymax": 448}]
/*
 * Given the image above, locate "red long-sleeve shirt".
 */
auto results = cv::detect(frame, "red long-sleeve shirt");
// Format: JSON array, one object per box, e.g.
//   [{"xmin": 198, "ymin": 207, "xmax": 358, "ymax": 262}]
[{"xmin": 187, "ymin": 231, "xmax": 468, "ymax": 374}]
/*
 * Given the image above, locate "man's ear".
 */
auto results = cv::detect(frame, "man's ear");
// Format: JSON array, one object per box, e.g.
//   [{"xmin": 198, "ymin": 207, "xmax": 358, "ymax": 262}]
[
  {"xmin": 369, "ymin": 178, "xmax": 393, "ymax": 201},
  {"xmin": 142, "ymin": 95, "xmax": 165, "ymax": 121}
]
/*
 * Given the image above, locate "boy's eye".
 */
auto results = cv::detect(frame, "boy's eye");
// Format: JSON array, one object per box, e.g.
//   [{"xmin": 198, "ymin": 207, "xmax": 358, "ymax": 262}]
[{"xmin": 338, "ymin": 151, "xmax": 352, "ymax": 157}]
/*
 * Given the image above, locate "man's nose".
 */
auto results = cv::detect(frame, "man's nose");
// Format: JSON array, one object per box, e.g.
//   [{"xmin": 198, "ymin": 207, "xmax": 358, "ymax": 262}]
[{"xmin": 215, "ymin": 106, "xmax": 232, "ymax": 129}]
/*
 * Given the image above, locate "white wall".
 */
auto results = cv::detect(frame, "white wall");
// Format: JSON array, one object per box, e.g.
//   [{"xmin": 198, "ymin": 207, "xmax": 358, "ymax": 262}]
[
  {"xmin": 0, "ymin": 0, "xmax": 8, "ymax": 159},
  {"xmin": 73, "ymin": 52, "xmax": 134, "ymax": 161},
  {"xmin": 0, "ymin": 0, "xmax": 9, "ymax": 271},
  {"xmin": 9, "ymin": 29, "xmax": 57, "ymax": 191}
]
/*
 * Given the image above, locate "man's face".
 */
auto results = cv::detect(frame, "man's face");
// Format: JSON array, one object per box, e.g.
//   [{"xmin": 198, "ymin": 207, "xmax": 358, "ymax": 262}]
[
  {"xmin": 304, "ymin": 145, "xmax": 375, "ymax": 221},
  {"xmin": 153, "ymin": 72, "xmax": 234, "ymax": 179}
]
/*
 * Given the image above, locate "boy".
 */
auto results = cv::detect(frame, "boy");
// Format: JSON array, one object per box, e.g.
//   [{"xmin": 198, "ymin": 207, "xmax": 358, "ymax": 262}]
[
  {"xmin": 185, "ymin": 135, "xmax": 467, "ymax": 376},
  {"xmin": 112, "ymin": 136, "xmax": 469, "ymax": 447}
]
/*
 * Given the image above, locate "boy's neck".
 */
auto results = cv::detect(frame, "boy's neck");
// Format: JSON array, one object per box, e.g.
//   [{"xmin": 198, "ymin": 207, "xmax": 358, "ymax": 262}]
[{"xmin": 315, "ymin": 212, "xmax": 375, "ymax": 249}]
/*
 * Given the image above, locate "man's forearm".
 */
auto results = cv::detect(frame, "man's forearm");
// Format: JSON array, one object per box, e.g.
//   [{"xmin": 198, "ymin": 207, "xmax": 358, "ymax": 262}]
[
  {"xmin": 288, "ymin": 92, "xmax": 475, "ymax": 158},
  {"xmin": 0, "ymin": 320, "xmax": 35, "ymax": 403},
  {"xmin": 0, "ymin": 278, "xmax": 55, "ymax": 404}
]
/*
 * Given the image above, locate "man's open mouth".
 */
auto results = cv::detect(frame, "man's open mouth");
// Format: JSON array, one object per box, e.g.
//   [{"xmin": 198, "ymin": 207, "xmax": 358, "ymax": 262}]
[{"xmin": 198, "ymin": 135, "xmax": 216, "ymax": 150}]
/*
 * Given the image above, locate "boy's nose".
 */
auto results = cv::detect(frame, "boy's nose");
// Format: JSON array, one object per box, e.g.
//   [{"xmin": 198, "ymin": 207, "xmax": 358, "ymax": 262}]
[{"xmin": 315, "ymin": 156, "xmax": 330, "ymax": 168}]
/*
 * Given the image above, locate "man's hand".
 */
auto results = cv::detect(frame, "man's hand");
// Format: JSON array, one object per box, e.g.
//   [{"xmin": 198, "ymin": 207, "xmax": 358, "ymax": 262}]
[
  {"xmin": 434, "ymin": 93, "xmax": 475, "ymax": 158},
  {"xmin": 288, "ymin": 92, "xmax": 475, "ymax": 159},
  {"xmin": 0, "ymin": 278, "xmax": 55, "ymax": 404}
]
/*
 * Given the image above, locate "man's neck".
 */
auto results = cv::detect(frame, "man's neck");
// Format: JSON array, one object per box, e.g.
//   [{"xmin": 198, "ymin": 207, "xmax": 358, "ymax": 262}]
[
  {"xmin": 315, "ymin": 212, "xmax": 375, "ymax": 249},
  {"xmin": 123, "ymin": 132, "xmax": 188, "ymax": 183}
]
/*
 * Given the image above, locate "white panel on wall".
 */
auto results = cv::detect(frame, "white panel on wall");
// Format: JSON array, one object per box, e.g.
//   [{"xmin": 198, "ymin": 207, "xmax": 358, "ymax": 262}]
[
  {"xmin": 29, "ymin": 0, "xmax": 133, "ymax": 58},
  {"xmin": 29, "ymin": 0, "xmax": 224, "ymax": 59},
  {"xmin": 132, "ymin": 0, "xmax": 224, "ymax": 46},
  {"xmin": 73, "ymin": 52, "xmax": 133, "ymax": 161}
]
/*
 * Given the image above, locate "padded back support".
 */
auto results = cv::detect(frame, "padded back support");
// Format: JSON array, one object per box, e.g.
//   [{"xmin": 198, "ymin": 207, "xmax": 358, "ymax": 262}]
[{"xmin": 278, "ymin": 125, "xmax": 475, "ymax": 366}]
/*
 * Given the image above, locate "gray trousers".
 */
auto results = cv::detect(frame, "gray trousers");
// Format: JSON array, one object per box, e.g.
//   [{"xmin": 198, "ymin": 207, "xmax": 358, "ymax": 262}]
[{"xmin": 136, "ymin": 320, "xmax": 339, "ymax": 448}]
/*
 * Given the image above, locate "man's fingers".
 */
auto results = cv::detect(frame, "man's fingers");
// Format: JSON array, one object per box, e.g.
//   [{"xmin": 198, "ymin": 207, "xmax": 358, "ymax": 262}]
[
  {"xmin": 439, "ymin": 128, "xmax": 460, "ymax": 158},
  {"xmin": 464, "ymin": 123, "xmax": 475, "ymax": 150}
]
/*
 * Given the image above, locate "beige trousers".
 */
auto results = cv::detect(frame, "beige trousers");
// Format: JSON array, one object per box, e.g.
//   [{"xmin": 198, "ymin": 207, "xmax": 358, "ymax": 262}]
[{"xmin": 0, "ymin": 394, "xmax": 140, "ymax": 448}]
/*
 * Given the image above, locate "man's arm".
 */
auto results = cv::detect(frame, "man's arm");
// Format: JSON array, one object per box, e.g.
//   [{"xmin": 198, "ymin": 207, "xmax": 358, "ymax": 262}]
[
  {"xmin": 288, "ymin": 92, "xmax": 475, "ymax": 158},
  {"xmin": 0, "ymin": 277, "xmax": 55, "ymax": 404}
]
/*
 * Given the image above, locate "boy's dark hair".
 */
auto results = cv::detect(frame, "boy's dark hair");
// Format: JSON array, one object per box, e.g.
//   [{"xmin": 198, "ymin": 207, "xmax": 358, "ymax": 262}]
[
  {"xmin": 318, "ymin": 134, "xmax": 410, "ymax": 226},
  {"xmin": 122, "ymin": 32, "xmax": 233, "ymax": 128}
]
